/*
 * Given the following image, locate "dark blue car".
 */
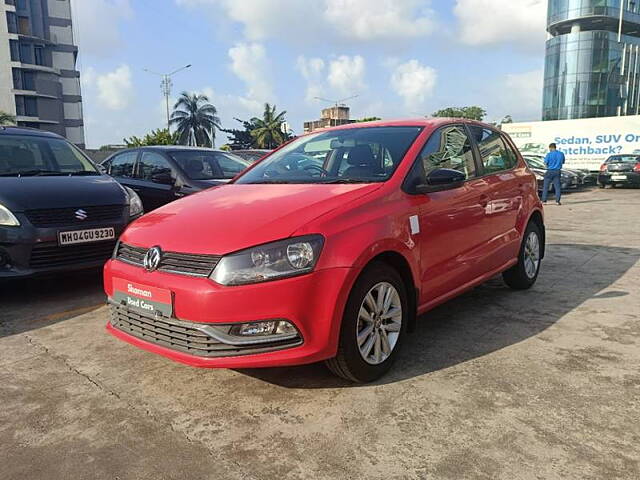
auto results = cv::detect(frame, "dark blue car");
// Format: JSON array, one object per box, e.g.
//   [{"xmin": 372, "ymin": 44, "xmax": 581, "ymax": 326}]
[{"xmin": 0, "ymin": 126, "xmax": 143, "ymax": 279}]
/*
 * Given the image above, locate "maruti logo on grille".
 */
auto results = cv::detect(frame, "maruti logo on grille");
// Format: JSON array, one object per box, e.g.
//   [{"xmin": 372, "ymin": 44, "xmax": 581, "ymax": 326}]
[
  {"xmin": 143, "ymin": 246, "xmax": 162, "ymax": 272},
  {"xmin": 75, "ymin": 209, "xmax": 88, "ymax": 220}
]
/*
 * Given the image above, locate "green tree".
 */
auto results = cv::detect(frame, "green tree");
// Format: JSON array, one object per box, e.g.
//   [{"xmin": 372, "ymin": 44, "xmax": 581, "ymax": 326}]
[
  {"xmin": 251, "ymin": 103, "xmax": 288, "ymax": 149},
  {"xmin": 220, "ymin": 117, "xmax": 260, "ymax": 149},
  {"xmin": 357, "ymin": 117, "xmax": 382, "ymax": 122},
  {"xmin": 432, "ymin": 106, "xmax": 486, "ymax": 121},
  {"xmin": 0, "ymin": 111, "xmax": 16, "ymax": 126},
  {"xmin": 123, "ymin": 128, "xmax": 178, "ymax": 147},
  {"xmin": 170, "ymin": 92, "xmax": 220, "ymax": 147}
]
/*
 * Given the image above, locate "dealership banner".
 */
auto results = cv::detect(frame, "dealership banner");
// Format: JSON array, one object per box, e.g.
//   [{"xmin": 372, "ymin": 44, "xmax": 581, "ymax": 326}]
[{"xmin": 502, "ymin": 116, "xmax": 640, "ymax": 171}]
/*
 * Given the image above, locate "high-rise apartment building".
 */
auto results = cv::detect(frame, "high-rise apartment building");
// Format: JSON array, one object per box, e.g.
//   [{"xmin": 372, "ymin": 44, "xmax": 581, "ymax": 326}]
[
  {"xmin": 544, "ymin": 0, "xmax": 640, "ymax": 121},
  {"xmin": 1, "ymin": 0, "xmax": 84, "ymax": 146}
]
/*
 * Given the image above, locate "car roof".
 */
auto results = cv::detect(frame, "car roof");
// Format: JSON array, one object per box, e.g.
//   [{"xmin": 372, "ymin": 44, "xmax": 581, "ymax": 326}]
[
  {"xmin": 0, "ymin": 125, "xmax": 64, "ymax": 139},
  {"xmin": 311, "ymin": 117, "xmax": 496, "ymax": 133}
]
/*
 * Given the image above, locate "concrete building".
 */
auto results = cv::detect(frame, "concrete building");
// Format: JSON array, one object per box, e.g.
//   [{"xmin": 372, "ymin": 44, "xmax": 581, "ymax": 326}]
[
  {"xmin": 544, "ymin": 0, "xmax": 640, "ymax": 121},
  {"xmin": 303, "ymin": 105, "xmax": 356, "ymax": 133},
  {"xmin": 1, "ymin": 0, "xmax": 84, "ymax": 146}
]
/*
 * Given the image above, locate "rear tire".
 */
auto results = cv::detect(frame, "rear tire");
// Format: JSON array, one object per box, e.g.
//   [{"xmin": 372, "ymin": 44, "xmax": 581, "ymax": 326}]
[
  {"xmin": 503, "ymin": 221, "xmax": 543, "ymax": 290},
  {"xmin": 325, "ymin": 262, "xmax": 408, "ymax": 383}
]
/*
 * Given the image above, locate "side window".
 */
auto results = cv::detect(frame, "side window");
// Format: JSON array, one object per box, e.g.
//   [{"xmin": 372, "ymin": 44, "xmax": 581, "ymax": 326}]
[
  {"xmin": 109, "ymin": 151, "xmax": 137, "ymax": 178},
  {"xmin": 417, "ymin": 125, "xmax": 477, "ymax": 179},
  {"xmin": 501, "ymin": 135, "xmax": 519, "ymax": 169},
  {"xmin": 469, "ymin": 127, "xmax": 517, "ymax": 174},
  {"xmin": 215, "ymin": 153, "xmax": 248, "ymax": 178},
  {"xmin": 138, "ymin": 152, "xmax": 174, "ymax": 181}
]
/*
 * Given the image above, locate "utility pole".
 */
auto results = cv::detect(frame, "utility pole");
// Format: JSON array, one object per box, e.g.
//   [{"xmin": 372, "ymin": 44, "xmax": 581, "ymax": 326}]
[{"xmin": 144, "ymin": 64, "xmax": 192, "ymax": 132}]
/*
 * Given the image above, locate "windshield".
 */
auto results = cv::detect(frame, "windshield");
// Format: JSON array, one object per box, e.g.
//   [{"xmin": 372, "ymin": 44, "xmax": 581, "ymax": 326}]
[
  {"xmin": 170, "ymin": 151, "xmax": 251, "ymax": 180},
  {"xmin": 235, "ymin": 126, "xmax": 423, "ymax": 184},
  {"xmin": 524, "ymin": 156, "xmax": 546, "ymax": 169},
  {"xmin": 607, "ymin": 155, "xmax": 640, "ymax": 163},
  {"xmin": 0, "ymin": 134, "xmax": 98, "ymax": 176}
]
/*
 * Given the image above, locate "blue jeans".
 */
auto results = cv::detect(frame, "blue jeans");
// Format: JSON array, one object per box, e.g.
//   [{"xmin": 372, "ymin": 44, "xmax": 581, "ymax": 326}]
[{"xmin": 542, "ymin": 169, "xmax": 562, "ymax": 202}]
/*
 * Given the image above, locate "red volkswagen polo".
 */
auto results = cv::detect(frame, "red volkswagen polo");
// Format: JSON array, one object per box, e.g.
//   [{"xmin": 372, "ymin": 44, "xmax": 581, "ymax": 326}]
[{"xmin": 104, "ymin": 119, "xmax": 544, "ymax": 382}]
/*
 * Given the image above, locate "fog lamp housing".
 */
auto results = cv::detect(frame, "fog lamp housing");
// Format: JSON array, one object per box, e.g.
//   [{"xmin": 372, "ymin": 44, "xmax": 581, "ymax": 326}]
[{"xmin": 229, "ymin": 320, "xmax": 297, "ymax": 337}]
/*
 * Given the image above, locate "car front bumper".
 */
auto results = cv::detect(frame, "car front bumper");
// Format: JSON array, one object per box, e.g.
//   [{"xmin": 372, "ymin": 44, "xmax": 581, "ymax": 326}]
[
  {"xmin": 103, "ymin": 259, "xmax": 354, "ymax": 368},
  {"xmin": 0, "ymin": 214, "xmax": 131, "ymax": 279}
]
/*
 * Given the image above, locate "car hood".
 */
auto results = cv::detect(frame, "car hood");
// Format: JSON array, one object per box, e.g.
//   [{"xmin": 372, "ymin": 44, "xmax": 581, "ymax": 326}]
[
  {"xmin": 121, "ymin": 183, "xmax": 382, "ymax": 254},
  {"xmin": 0, "ymin": 175, "xmax": 127, "ymax": 211}
]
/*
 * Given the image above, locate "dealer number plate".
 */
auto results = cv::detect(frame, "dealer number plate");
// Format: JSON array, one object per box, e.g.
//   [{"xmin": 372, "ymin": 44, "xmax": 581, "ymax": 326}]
[
  {"xmin": 611, "ymin": 174, "xmax": 627, "ymax": 181},
  {"xmin": 58, "ymin": 227, "xmax": 115, "ymax": 246}
]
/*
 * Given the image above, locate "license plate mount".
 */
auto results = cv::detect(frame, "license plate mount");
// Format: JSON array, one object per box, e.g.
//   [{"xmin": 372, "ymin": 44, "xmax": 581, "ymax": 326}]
[
  {"xmin": 112, "ymin": 277, "xmax": 173, "ymax": 317},
  {"xmin": 611, "ymin": 174, "xmax": 627, "ymax": 181}
]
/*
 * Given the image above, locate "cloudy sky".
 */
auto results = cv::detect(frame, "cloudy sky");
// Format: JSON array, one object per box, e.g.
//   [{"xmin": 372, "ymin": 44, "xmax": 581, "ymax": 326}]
[{"xmin": 72, "ymin": 0, "xmax": 548, "ymax": 148}]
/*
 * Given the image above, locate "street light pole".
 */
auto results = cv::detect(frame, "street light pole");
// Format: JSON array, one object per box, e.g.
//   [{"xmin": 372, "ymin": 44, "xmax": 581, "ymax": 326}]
[{"xmin": 144, "ymin": 64, "xmax": 192, "ymax": 132}]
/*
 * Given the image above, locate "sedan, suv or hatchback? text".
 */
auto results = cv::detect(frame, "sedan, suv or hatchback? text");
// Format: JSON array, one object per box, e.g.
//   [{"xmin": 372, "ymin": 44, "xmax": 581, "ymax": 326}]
[{"xmin": 104, "ymin": 119, "xmax": 545, "ymax": 382}]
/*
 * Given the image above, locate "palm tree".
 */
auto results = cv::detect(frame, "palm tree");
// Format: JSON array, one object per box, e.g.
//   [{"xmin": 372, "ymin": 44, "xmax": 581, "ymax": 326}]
[
  {"xmin": 0, "ymin": 111, "xmax": 15, "ymax": 126},
  {"xmin": 251, "ymin": 103, "xmax": 287, "ymax": 149},
  {"xmin": 169, "ymin": 92, "xmax": 220, "ymax": 147}
]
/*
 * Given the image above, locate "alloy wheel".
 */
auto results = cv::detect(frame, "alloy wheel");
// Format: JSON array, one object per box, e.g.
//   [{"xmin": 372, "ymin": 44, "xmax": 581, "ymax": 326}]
[
  {"xmin": 524, "ymin": 231, "xmax": 540, "ymax": 279},
  {"xmin": 356, "ymin": 282, "xmax": 402, "ymax": 365}
]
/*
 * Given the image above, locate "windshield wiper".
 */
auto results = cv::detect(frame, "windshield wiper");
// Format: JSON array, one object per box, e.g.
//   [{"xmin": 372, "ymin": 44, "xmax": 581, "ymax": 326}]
[
  {"xmin": 245, "ymin": 180, "xmax": 295, "ymax": 184},
  {"xmin": 319, "ymin": 178, "xmax": 374, "ymax": 184},
  {"xmin": 68, "ymin": 170, "xmax": 99, "ymax": 176},
  {"xmin": 9, "ymin": 169, "xmax": 66, "ymax": 177}
]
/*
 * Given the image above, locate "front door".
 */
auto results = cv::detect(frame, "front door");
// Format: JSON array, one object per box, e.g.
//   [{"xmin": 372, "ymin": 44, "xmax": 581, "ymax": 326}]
[
  {"xmin": 131, "ymin": 151, "xmax": 178, "ymax": 211},
  {"xmin": 410, "ymin": 124, "xmax": 493, "ymax": 306}
]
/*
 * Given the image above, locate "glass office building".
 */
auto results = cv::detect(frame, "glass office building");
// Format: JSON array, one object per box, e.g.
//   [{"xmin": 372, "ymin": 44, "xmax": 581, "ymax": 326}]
[{"xmin": 543, "ymin": 0, "xmax": 640, "ymax": 120}]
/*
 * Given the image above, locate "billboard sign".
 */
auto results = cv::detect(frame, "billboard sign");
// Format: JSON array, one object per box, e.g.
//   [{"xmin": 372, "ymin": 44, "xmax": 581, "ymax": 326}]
[{"xmin": 502, "ymin": 116, "xmax": 640, "ymax": 171}]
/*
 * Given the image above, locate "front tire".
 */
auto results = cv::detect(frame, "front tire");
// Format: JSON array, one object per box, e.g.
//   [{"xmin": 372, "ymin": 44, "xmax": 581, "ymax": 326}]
[
  {"xmin": 325, "ymin": 262, "xmax": 408, "ymax": 383},
  {"xmin": 503, "ymin": 221, "xmax": 543, "ymax": 290}
]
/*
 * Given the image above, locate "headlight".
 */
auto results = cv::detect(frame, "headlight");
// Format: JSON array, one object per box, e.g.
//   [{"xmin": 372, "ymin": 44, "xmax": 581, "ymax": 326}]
[
  {"xmin": 210, "ymin": 235, "xmax": 324, "ymax": 286},
  {"xmin": 124, "ymin": 186, "xmax": 144, "ymax": 217},
  {"xmin": 0, "ymin": 203, "xmax": 20, "ymax": 227}
]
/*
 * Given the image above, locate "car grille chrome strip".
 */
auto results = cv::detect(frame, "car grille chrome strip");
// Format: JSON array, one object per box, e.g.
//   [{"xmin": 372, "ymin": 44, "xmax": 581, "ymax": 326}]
[
  {"xmin": 108, "ymin": 303, "xmax": 302, "ymax": 357},
  {"xmin": 115, "ymin": 243, "xmax": 222, "ymax": 277}
]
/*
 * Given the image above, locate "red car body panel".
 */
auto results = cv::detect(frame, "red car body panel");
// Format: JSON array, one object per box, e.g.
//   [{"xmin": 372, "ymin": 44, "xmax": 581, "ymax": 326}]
[{"xmin": 104, "ymin": 118, "xmax": 543, "ymax": 368}]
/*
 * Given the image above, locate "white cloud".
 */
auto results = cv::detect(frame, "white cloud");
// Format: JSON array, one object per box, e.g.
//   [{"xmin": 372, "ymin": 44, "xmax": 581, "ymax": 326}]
[
  {"xmin": 454, "ymin": 0, "xmax": 546, "ymax": 51},
  {"xmin": 500, "ymin": 69, "xmax": 543, "ymax": 121},
  {"xmin": 176, "ymin": 0, "xmax": 436, "ymax": 44},
  {"xmin": 390, "ymin": 60, "xmax": 437, "ymax": 107},
  {"xmin": 85, "ymin": 64, "xmax": 133, "ymax": 111},
  {"xmin": 228, "ymin": 42, "xmax": 274, "ymax": 112},
  {"xmin": 328, "ymin": 55, "xmax": 366, "ymax": 95},
  {"xmin": 71, "ymin": 0, "xmax": 133, "ymax": 57},
  {"xmin": 324, "ymin": 0, "xmax": 435, "ymax": 40},
  {"xmin": 296, "ymin": 56, "xmax": 326, "ymax": 103}
]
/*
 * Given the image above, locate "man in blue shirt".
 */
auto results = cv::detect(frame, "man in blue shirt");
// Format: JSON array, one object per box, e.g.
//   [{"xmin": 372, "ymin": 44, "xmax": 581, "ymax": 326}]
[{"xmin": 542, "ymin": 143, "xmax": 565, "ymax": 205}]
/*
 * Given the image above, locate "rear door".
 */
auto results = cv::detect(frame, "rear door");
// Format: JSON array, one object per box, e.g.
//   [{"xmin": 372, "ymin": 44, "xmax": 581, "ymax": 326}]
[
  {"xmin": 467, "ymin": 126, "xmax": 525, "ymax": 270},
  {"xmin": 131, "ymin": 151, "xmax": 179, "ymax": 211},
  {"xmin": 409, "ymin": 124, "xmax": 494, "ymax": 304}
]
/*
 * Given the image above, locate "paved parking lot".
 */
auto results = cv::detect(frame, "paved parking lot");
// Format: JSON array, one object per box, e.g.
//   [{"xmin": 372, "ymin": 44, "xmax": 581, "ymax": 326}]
[{"xmin": 1, "ymin": 188, "xmax": 639, "ymax": 480}]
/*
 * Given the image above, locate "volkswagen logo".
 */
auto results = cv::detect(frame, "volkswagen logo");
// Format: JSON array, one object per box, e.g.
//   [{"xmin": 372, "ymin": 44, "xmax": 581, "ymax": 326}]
[
  {"xmin": 75, "ymin": 209, "xmax": 88, "ymax": 221},
  {"xmin": 143, "ymin": 246, "xmax": 162, "ymax": 272}
]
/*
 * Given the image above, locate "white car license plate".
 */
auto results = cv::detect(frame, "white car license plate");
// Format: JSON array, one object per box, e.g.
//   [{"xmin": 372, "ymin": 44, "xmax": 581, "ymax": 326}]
[
  {"xmin": 611, "ymin": 174, "xmax": 627, "ymax": 181},
  {"xmin": 58, "ymin": 227, "xmax": 115, "ymax": 246}
]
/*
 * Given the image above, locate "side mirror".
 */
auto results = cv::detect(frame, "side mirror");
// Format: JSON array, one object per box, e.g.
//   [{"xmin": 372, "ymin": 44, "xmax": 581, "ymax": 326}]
[
  {"xmin": 151, "ymin": 172, "xmax": 175, "ymax": 185},
  {"xmin": 414, "ymin": 168, "xmax": 466, "ymax": 194},
  {"xmin": 96, "ymin": 164, "xmax": 107, "ymax": 174}
]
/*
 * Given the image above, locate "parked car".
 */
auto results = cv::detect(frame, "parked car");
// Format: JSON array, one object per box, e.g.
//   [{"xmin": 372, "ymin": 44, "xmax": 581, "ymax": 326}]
[
  {"xmin": 101, "ymin": 147, "xmax": 251, "ymax": 211},
  {"xmin": 522, "ymin": 154, "xmax": 583, "ymax": 191},
  {"xmin": 598, "ymin": 154, "xmax": 640, "ymax": 188},
  {"xmin": 104, "ymin": 119, "xmax": 545, "ymax": 383},
  {"xmin": 232, "ymin": 149, "xmax": 272, "ymax": 163},
  {"xmin": 0, "ymin": 126, "xmax": 143, "ymax": 279}
]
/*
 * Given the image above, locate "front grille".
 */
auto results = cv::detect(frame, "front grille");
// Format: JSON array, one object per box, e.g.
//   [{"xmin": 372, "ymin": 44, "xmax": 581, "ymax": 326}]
[
  {"xmin": 25, "ymin": 205, "xmax": 125, "ymax": 227},
  {"xmin": 109, "ymin": 304, "xmax": 301, "ymax": 357},
  {"xmin": 30, "ymin": 241, "xmax": 116, "ymax": 268},
  {"xmin": 116, "ymin": 243, "xmax": 221, "ymax": 277}
]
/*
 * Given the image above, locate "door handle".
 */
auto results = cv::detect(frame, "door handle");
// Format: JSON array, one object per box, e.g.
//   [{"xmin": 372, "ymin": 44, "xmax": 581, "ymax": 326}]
[{"xmin": 479, "ymin": 194, "xmax": 489, "ymax": 208}]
